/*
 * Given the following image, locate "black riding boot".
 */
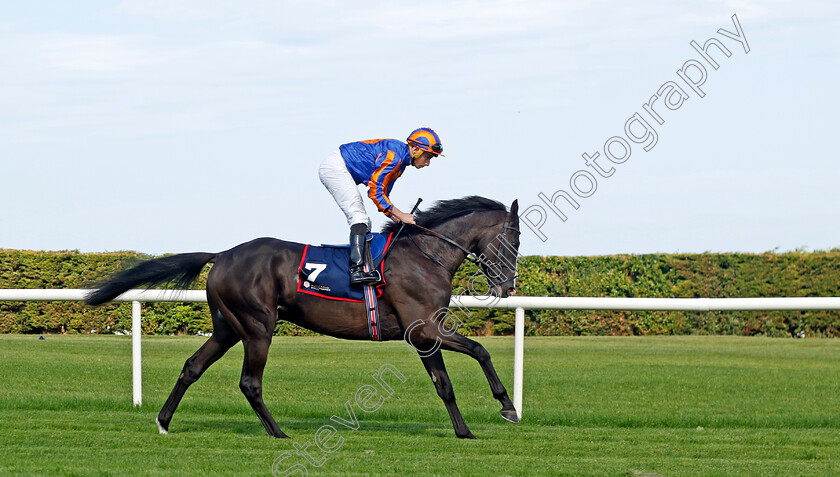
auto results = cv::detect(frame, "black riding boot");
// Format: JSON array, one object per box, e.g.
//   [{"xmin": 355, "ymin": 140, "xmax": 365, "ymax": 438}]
[{"xmin": 349, "ymin": 224, "xmax": 381, "ymax": 285}]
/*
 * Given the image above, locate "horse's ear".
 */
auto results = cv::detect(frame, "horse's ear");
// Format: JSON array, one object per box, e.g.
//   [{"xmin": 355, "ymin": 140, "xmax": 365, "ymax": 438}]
[{"xmin": 509, "ymin": 199, "xmax": 519, "ymax": 217}]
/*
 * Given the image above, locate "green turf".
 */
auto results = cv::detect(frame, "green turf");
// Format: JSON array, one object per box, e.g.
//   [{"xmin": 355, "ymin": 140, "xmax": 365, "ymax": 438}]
[{"xmin": 0, "ymin": 335, "xmax": 838, "ymax": 476}]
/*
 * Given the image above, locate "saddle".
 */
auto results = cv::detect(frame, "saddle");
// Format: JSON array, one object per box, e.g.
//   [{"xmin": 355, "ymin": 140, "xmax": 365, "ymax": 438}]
[{"xmin": 296, "ymin": 233, "xmax": 393, "ymax": 340}]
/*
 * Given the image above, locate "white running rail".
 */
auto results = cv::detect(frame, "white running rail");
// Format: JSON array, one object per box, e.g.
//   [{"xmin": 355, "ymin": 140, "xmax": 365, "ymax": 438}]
[{"xmin": 2, "ymin": 289, "xmax": 840, "ymax": 416}]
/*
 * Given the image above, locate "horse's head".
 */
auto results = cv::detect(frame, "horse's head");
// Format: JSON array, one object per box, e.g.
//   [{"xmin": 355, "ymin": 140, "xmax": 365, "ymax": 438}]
[{"xmin": 476, "ymin": 199, "xmax": 521, "ymax": 298}]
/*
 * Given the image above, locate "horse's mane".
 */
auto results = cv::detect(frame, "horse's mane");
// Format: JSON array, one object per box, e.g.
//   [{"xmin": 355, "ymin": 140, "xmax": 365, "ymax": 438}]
[{"xmin": 380, "ymin": 196, "xmax": 507, "ymax": 235}]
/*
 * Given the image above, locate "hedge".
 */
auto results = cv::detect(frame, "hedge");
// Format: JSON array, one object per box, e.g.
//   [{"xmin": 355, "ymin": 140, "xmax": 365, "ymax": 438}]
[{"xmin": 2, "ymin": 249, "xmax": 839, "ymax": 337}]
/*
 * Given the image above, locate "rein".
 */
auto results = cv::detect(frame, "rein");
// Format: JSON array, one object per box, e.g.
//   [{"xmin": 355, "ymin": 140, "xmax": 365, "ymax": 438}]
[
  {"xmin": 408, "ymin": 224, "xmax": 482, "ymax": 269},
  {"xmin": 407, "ymin": 224, "xmax": 519, "ymax": 288},
  {"xmin": 410, "ymin": 224, "xmax": 476, "ymax": 264}
]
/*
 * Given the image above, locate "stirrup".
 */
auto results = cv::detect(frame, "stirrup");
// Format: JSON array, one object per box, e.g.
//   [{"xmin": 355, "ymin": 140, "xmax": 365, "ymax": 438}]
[{"xmin": 350, "ymin": 268, "xmax": 382, "ymax": 285}]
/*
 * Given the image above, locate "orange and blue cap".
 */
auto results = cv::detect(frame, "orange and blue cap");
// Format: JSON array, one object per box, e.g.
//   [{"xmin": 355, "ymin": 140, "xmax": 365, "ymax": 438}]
[{"xmin": 407, "ymin": 127, "xmax": 444, "ymax": 156}]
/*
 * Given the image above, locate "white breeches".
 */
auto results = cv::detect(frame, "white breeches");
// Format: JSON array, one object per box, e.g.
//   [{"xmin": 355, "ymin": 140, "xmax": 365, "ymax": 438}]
[{"xmin": 319, "ymin": 150, "xmax": 371, "ymax": 230}]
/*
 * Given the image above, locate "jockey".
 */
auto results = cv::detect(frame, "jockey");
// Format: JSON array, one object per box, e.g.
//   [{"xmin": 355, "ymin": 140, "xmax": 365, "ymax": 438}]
[{"xmin": 319, "ymin": 127, "xmax": 443, "ymax": 285}]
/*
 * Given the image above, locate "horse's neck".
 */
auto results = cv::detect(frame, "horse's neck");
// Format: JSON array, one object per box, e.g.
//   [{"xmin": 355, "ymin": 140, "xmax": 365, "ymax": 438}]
[
  {"xmin": 434, "ymin": 219, "xmax": 483, "ymax": 252},
  {"xmin": 424, "ymin": 213, "xmax": 501, "ymax": 267}
]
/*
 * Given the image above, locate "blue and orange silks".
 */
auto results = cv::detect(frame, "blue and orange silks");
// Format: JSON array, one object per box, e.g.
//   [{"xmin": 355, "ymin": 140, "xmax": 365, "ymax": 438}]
[{"xmin": 338, "ymin": 139, "xmax": 412, "ymax": 216}]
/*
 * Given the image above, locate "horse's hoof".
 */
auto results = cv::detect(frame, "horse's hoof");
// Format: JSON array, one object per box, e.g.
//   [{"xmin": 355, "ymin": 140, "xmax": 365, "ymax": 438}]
[
  {"xmin": 155, "ymin": 418, "xmax": 169, "ymax": 435},
  {"xmin": 457, "ymin": 431, "xmax": 477, "ymax": 439},
  {"xmin": 500, "ymin": 408, "xmax": 520, "ymax": 423}
]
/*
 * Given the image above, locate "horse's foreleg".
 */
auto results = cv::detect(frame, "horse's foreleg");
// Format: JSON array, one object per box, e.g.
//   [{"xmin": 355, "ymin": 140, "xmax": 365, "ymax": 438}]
[
  {"xmin": 439, "ymin": 334, "xmax": 519, "ymax": 423},
  {"xmin": 240, "ymin": 336, "xmax": 288, "ymax": 438},
  {"xmin": 420, "ymin": 351, "xmax": 476, "ymax": 439},
  {"xmin": 157, "ymin": 333, "xmax": 238, "ymax": 434}
]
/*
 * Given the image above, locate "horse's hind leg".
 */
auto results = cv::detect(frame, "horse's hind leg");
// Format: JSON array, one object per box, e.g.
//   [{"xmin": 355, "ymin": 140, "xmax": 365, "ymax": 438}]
[
  {"xmin": 156, "ymin": 307, "xmax": 239, "ymax": 434},
  {"xmin": 156, "ymin": 332, "xmax": 239, "ymax": 433},
  {"xmin": 439, "ymin": 333, "xmax": 519, "ymax": 423},
  {"xmin": 239, "ymin": 336, "xmax": 288, "ymax": 438},
  {"xmin": 421, "ymin": 351, "xmax": 476, "ymax": 439}
]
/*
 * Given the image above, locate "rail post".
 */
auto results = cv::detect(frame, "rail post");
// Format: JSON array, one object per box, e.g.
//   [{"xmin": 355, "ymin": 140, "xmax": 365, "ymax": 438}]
[
  {"xmin": 132, "ymin": 301, "xmax": 142, "ymax": 406},
  {"xmin": 513, "ymin": 306, "xmax": 524, "ymax": 419}
]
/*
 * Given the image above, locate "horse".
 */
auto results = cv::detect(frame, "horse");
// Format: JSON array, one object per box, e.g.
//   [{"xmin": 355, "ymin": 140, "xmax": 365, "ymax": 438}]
[{"xmin": 86, "ymin": 196, "xmax": 521, "ymax": 439}]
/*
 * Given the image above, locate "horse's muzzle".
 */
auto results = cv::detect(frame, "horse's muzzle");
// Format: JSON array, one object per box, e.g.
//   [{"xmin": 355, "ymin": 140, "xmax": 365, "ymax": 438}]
[{"xmin": 495, "ymin": 285, "xmax": 516, "ymax": 298}]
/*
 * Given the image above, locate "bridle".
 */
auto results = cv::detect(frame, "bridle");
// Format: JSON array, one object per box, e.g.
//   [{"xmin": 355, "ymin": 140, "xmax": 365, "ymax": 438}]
[
  {"xmin": 408, "ymin": 224, "xmax": 482, "ymax": 272},
  {"xmin": 407, "ymin": 220, "xmax": 520, "ymax": 289}
]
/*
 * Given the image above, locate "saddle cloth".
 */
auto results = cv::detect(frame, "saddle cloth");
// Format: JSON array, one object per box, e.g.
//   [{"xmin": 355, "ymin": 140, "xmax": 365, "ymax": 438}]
[{"xmin": 296, "ymin": 233, "xmax": 392, "ymax": 303}]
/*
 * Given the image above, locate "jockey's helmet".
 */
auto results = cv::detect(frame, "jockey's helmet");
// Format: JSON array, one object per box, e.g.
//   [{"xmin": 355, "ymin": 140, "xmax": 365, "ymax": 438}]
[{"xmin": 407, "ymin": 128, "xmax": 444, "ymax": 156}]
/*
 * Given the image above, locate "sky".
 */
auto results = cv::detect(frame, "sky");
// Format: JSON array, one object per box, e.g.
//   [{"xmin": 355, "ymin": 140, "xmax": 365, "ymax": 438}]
[{"xmin": 1, "ymin": 0, "xmax": 838, "ymax": 257}]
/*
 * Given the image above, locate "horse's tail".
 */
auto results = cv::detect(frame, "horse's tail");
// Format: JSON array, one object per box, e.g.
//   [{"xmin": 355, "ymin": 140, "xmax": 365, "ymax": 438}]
[{"xmin": 85, "ymin": 252, "xmax": 217, "ymax": 306}]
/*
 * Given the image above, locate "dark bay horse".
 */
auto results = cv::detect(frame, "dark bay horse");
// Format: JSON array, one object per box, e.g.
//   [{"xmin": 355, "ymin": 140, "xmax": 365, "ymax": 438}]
[{"xmin": 86, "ymin": 196, "xmax": 521, "ymax": 439}]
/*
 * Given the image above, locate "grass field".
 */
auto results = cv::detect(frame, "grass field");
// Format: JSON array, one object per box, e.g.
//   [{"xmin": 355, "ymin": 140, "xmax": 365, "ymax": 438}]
[{"xmin": 1, "ymin": 335, "xmax": 839, "ymax": 476}]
